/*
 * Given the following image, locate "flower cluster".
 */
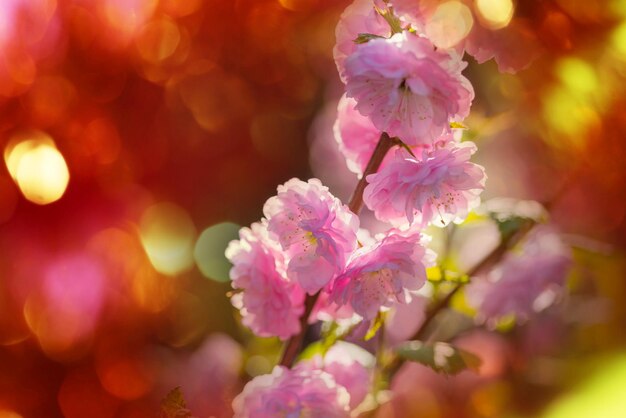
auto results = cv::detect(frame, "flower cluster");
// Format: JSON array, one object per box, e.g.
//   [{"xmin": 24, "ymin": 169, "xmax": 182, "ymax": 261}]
[
  {"xmin": 228, "ymin": 178, "xmax": 433, "ymax": 338},
  {"xmin": 226, "ymin": 1, "xmax": 564, "ymax": 415}
]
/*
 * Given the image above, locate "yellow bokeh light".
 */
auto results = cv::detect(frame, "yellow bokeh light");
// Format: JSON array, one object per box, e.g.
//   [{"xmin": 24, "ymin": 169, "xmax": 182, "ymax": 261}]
[
  {"xmin": 425, "ymin": 1, "xmax": 474, "ymax": 49},
  {"xmin": 556, "ymin": 58, "xmax": 598, "ymax": 99},
  {"xmin": 194, "ymin": 222, "xmax": 240, "ymax": 282},
  {"xmin": 139, "ymin": 202, "xmax": 196, "ymax": 276},
  {"xmin": 4, "ymin": 132, "xmax": 70, "ymax": 205},
  {"xmin": 543, "ymin": 354, "xmax": 626, "ymax": 418},
  {"xmin": 475, "ymin": 0, "xmax": 514, "ymax": 30},
  {"xmin": 611, "ymin": 20, "xmax": 626, "ymax": 59}
]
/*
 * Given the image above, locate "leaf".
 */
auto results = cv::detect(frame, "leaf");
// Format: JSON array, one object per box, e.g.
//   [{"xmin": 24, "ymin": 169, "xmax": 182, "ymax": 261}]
[
  {"xmin": 354, "ymin": 33, "xmax": 386, "ymax": 44},
  {"xmin": 490, "ymin": 213, "xmax": 533, "ymax": 241},
  {"xmin": 364, "ymin": 311, "xmax": 386, "ymax": 341},
  {"xmin": 396, "ymin": 341, "xmax": 481, "ymax": 375},
  {"xmin": 160, "ymin": 387, "xmax": 194, "ymax": 418}
]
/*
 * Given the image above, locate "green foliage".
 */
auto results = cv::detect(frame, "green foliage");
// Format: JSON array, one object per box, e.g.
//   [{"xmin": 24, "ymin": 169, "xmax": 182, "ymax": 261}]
[
  {"xmin": 427, "ymin": 266, "xmax": 469, "ymax": 284},
  {"xmin": 365, "ymin": 311, "xmax": 387, "ymax": 341},
  {"xmin": 160, "ymin": 387, "xmax": 194, "ymax": 418},
  {"xmin": 354, "ymin": 33, "xmax": 386, "ymax": 44},
  {"xmin": 396, "ymin": 341, "xmax": 481, "ymax": 375},
  {"xmin": 491, "ymin": 213, "xmax": 533, "ymax": 241}
]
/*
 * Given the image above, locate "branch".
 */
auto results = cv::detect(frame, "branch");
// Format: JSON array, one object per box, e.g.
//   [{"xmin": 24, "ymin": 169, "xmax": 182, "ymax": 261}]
[{"xmin": 384, "ymin": 218, "xmax": 535, "ymax": 377}]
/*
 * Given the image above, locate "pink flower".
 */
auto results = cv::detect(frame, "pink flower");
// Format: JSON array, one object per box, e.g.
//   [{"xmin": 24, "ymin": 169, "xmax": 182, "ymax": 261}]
[
  {"xmin": 264, "ymin": 178, "xmax": 359, "ymax": 294},
  {"xmin": 465, "ymin": 226, "xmax": 572, "ymax": 323},
  {"xmin": 334, "ymin": 0, "xmax": 391, "ymax": 83},
  {"xmin": 330, "ymin": 228, "xmax": 434, "ymax": 320},
  {"xmin": 334, "ymin": 94, "xmax": 387, "ymax": 177},
  {"xmin": 226, "ymin": 221, "xmax": 304, "ymax": 339},
  {"xmin": 363, "ymin": 142, "xmax": 486, "ymax": 226},
  {"xmin": 300, "ymin": 342, "xmax": 374, "ymax": 410},
  {"xmin": 344, "ymin": 32, "xmax": 474, "ymax": 146},
  {"xmin": 393, "ymin": 0, "xmax": 541, "ymax": 73},
  {"xmin": 232, "ymin": 365, "xmax": 351, "ymax": 418}
]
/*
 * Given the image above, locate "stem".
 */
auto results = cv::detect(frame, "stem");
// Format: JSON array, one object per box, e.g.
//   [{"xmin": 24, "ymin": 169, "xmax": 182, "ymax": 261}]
[
  {"xmin": 348, "ymin": 132, "xmax": 395, "ymax": 214},
  {"xmin": 278, "ymin": 132, "xmax": 397, "ymax": 368}
]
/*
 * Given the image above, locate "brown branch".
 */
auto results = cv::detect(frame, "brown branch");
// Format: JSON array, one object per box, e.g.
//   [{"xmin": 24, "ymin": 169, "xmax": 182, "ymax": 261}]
[
  {"xmin": 384, "ymin": 218, "xmax": 536, "ymax": 377},
  {"xmin": 278, "ymin": 132, "xmax": 397, "ymax": 368}
]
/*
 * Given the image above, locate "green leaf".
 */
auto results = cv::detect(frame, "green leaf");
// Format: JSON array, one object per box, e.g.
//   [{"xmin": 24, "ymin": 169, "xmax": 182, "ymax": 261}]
[
  {"xmin": 364, "ymin": 311, "xmax": 386, "ymax": 341},
  {"xmin": 490, "ymin": 213, "xmax": 533, "ymax": 241},
  {"xmin": 160, "ymin": 387, "xmax": 194, "ymax": 418},
  {"xmin": 396, "ymin": 341, "xmax": 481, "ymax": 375},
  {"xmin": 354, "ymin": 33, "xmax": 386, "ymax": 44}
]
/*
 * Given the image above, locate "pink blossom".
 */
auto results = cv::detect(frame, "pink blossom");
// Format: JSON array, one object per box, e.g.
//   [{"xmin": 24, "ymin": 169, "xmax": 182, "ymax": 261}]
[
  {"xmin": 344, "ymin": 32, "xmax": 474, "ymax": 146},
  {"xmin": 264, "ymin": 178, "xmax": 359, "ymax": 294},
  {"xmin": 232, "ymin": 365, "xmax": 351, "ymax": 418},
  {"xmin": 226, "ymin": 221, "xmax": 304, "ymax": 339},
  {"xmin": 330, "ymin": 228, "xmax": 434, "ymax": 320},
  {"xmin": 465, "ymin": 226, "xmax": 572, "ymax": 323},
  {"xmin": 300, "ymin": 342, "xmax": 374, "ymax": 409},
  {"xmin": 393, "ymin": 0, "xmax": 541, "ymax": 73},
  {"xmin": 334, "ymin": 0, "xmax": 391, "ymax": 83},
  {"xmin": 363, "ymin": 142, "xmax": 486, "ymax": 226},
  {"xmin": 334, "ymin": 94, "xmax": 387, "ymax": 177}
]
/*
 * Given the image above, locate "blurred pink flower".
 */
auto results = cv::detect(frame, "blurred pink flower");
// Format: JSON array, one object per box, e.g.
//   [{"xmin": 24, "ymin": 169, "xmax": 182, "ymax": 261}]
[
  {"xmin": 344, "ymin": 32, "xmax": 473, "ymax": 146},
  {"xmin": 232, "ymin": 365, "xmax": 351, "ymax": 418},
  {"xmin": 334, "ymin": 0, "xmax": 391, "ymax": 83},
  {"xmin": 330, "ymin": 228, "xmax": 434, "ymax": 320},
  {"xmin": 386, "ymin": 293, "xmax": 428, "ymax": 344},
  {"xmin": 334, "ymin": 94, "xmax": 385, "ymax": 177},
  {"xmin": 226, "ymin": 221, "xmax": 304, "ymax": 339},
  {"xmin": 363, "ymin": 142, "xmax": 486, "ymax": 226},
  {"xmin": 301, "ymin": 342, "xmax": 374, "ymax": 409},
  {"xmin": 393, "ymin": 0, "xmax": 541, "ymax": 73},
  {"xmin": 264, "ymin": 178, "xmax": 359, "ymax": 294},
  {"xmin": 466, "ymin": 226, "xmax": 572, "ymax": 323}
]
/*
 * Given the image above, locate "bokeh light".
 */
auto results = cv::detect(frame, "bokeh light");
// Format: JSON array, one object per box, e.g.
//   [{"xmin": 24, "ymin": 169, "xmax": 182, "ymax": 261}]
[
  {"xmin": 0, "ymin": 1, "xmax": 623, "ymax": 417},
  {"xmin": 475, "ymin": 0, "xmax": 514, "ymax": 29},
  {"xmin": 4, "ymin": 131, "xmax": 70, "ymax": 205},
  {"xmin": 194, "ymin": 222, "xmax": 240, "ymax": 282},
  {"xmin": 139, "ymin": 202, "xmax": 196, "ymax": 276},
  {"xmin": 425, "ymin": 1, "xmax": 474, "ymax": 49},
  {"xmin": 24, "ymin": 253, "xmax": 105, "ymax": 359}
]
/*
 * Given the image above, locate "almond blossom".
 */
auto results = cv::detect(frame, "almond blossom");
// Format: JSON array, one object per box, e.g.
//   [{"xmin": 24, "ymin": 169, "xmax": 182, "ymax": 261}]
[
  {"xmin": 330, "ymin": 227, "xmax": 435, "ymax": 320},
  {"xmin": 232, "ymin": 365, "xmax": 351, "ymax": 418},
  {"xmin": 226, "ymin": 221, "xmax": 304, "ymax": 339},
  {"xmin": 334, "ymin": 0, "xmax": 391, "ymax": 83},
  {"xmin": 300, "ymin": 342, "xmax": 374, "ymax": 410},
  {"xmin": 334, "ymin": 94, "xmax": 386, "ymax": 177},
  {"xmin": 263, "ymin": 178, "xmax": 359, "ymax": 294},
  {"xmin": 344, "ymin": 32, "xmax": 474, "ymax": 146},
  {"xmin": 363, "ymin": 142, "xmax": 486, "ymax": 226},
  {"xmin": 465, "ymin": 226, "xmax": 572, "ymax": 323}
]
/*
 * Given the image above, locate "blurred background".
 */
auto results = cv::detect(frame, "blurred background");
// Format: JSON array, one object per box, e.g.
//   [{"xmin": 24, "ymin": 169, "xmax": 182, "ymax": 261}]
[{"xmin": 0, "ymin": 0, "xmax": 625, "ymax": 417}]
